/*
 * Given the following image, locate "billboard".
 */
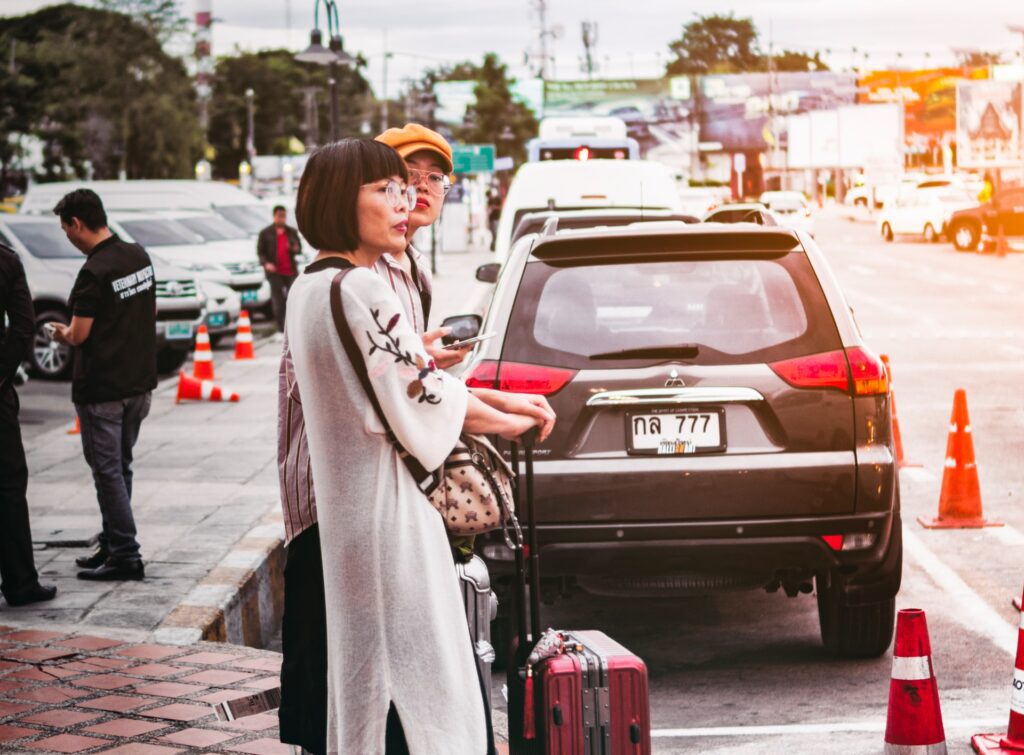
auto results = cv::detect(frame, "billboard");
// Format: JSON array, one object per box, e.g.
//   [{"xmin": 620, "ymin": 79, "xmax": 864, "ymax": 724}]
[
  {"xmin": 956, "ymin": 81, "xmax": 1023, "ymax": 167},
  {"xmin": 857, "ymin": 67, "xmax": 989, "ymax": 141},
  {"xmin": 698, "ymin": 72, "xmax": 858, "ymax": 152},
  {"xmin": 786, "ymin": 104, "xmax": 902, "ymax": 169}
]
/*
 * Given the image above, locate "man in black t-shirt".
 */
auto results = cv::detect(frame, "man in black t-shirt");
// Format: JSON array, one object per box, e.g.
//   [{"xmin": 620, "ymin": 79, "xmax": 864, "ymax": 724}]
[
  {"xmin": 0, "ymin": 242, "xmax": 57, "ymax": 607},
  {"xmin": 52, "ymin": 189, "xmax": 156, "ymax": 582}
]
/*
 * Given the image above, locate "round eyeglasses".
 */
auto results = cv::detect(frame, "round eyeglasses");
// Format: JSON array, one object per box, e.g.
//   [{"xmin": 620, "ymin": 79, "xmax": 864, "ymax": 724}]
[
  {"xmin": 381, "ymin": 180, "xmax": 417, "ymax": 212},
  {"xmin": 407, "ymin": 168, "xmax": 451, "ymax": 197}
]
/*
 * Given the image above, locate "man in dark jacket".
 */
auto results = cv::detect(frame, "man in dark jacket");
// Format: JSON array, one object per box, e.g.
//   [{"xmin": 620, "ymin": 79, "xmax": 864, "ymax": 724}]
[
  {"xmin": 52, "ymin": 189, "xmax": 157, "ymax": 582},
  {"xmin": 256, "ymin": 206, "xmax": 302, "ymax": 333},
  {"xmin": 0, "ymin": 241, "xmax": 57, "ymax": 606}
]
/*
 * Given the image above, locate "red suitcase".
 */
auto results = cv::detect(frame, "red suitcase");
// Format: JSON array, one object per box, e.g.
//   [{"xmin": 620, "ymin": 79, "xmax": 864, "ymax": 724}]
[{"xmin": 506, "ymin": 433, "xmax": 652, "ymax": 755}]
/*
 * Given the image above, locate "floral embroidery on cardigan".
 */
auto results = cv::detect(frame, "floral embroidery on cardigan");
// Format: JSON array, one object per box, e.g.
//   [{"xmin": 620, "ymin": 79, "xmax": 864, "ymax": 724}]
[{"xmin": 366, "ymin": 308, "xmax": 442, "ymax": 405}]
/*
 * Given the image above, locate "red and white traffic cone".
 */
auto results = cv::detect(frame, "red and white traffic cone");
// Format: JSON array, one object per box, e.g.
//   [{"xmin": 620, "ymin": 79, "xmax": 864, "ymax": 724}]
[
  {"xmin": 884, "ymin": 608, "xmax": 947, "ymax": 754},
  {"xmin": 67, "ymin": 416, "xmax": 80, "ymax": 435},
  {"xmin": 972, "ymin": 586, "xmax": 1024, "ymax": 753},
  {"xmin": 233, "ymin": 310, "xmax": 255, "ymax": 360},
  {"xmin": 191, "ymin": 325, "xmax": 215, "ymax": 381},
  {"xmin": 175, "ymin": 371, "xmax": 239, "ymax": 403}
]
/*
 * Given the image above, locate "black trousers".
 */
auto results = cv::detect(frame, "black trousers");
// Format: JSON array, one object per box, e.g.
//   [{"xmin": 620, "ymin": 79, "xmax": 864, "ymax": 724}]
[
  {"xmin": 267, "ymin": 273, "xmax": 297, "ymax": 333},
  {"xmin": 0, "ymin": 387, "xmax": 40, "ymax": 600},
  {"xmin": 278, "ymin": 524, "xmax": 493, "ymax": 754}
]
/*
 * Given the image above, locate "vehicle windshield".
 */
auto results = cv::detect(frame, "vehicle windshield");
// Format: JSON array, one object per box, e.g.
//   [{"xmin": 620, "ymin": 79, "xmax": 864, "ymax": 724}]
[
  {"xmin": 117, "ymin": 219, "xmax": 204, "ymax": 247},
  {"xmin": 176, "ymin": 214, "xmax": 250, "ymax": 241},
  {"xmin": 216, "ymin": 205, "xmax": 269, "ymax": 234},
  {"xmin": 502, "ymin": 252, "xmax": 842, "ymax": 367},
  {"xmin": 3, "ymin": 222, "xmax": 82, "ymax": 258},
  {"xmin": 766, "ymin": 199, "xmax": 806, "ymax": 212}
]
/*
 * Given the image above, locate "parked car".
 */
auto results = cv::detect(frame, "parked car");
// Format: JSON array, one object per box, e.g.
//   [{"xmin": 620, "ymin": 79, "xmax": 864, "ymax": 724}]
[
  {"xmin": 878, "ymin": 187, "xmax": 977, "ymax": 243},
  {"xmin": 760, "ymin": 191, "xmax": 815, "ymax": 237},
  {"xmin": 109, "ymin": 211, "xmax": 271, "ymax": 310},
  {"xmin": 510, "ymin": 208, "xmax": 698, "ymax": 247},
  {"xmin": 18, "ymin": 179, "xmax": 268, "ymax": 237},
  {"xmin": 196, "ymin": 279, "xmax": 241, "ymax": 344},
  {"xmin": 704, "ymin": 203, "xmax": 779, "ymax": 226},
  {"xmin": 947, "ymin": 185, "xmax": 1024, "ymax": 252},
  {"xmin": 463, "ymin": 221, "xmax": 901, "ymax": 661},
  {"xmin": 676, "ymin": 187, "xmax": 722, "ymax": 218},
  {"xmin": 0, "ymin": 215, "xmax": 204, "ymax": 379},
  {"xmin": 493, "ymin": 159, "xmax": 683, "ymax": 261}
]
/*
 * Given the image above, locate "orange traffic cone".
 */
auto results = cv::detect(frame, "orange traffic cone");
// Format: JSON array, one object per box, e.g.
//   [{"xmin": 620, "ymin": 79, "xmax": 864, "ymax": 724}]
[
  {"xmin": 67, "ymin": 417, "xmax": 80, "ymax": 435},
  {"xmin": 191, "ymin": 325, "xmax": 215, "ymax": 380},
  {"xmin": 233, "ymin": 310, "xmax": 255, "ymax": 360},
  {"xmin": 973, "ymin": 585, "xmax": 1024, "ymax": 753},
  {"xmin": 918, "ymin": 388, "xmax": 1001, "ymax": 529},
  {"xmin": 881, "ymin": 355, "xmax": 919, "ymax": 468},
  {"xmin": 884, "ymin": 608, "xmax": 947, "ymax": 754},
  {"xmin": 175, "ymin": 371, "xmax": 239, "ymax": 403}
]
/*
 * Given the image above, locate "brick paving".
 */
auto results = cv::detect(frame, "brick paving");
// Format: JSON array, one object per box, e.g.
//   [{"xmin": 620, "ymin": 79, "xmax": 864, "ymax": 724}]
[{"xmin": 0, "ymin": 626, "xmax": 288, "ymax": 754}]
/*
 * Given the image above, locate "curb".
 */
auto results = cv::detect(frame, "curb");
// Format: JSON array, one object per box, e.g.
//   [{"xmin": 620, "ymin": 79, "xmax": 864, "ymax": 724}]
[{"xmin": 154, "ymin": 506, "xmax": 286, "ymax": 648}]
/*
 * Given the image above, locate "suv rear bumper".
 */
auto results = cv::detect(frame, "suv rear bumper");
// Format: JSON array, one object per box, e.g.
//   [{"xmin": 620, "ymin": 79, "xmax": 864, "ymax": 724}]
[{"xmin": 483, "ymin": 511, "xmax": 900, "ymax": 599}]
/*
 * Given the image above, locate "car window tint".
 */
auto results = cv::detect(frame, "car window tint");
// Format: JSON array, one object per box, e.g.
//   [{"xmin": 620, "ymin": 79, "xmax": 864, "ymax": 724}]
[
  {"xmin": 216, "ymin": 205, "xmax": 267, "ymax": 234},
  {"xmin": 177, "ymin": 214, "xmax": 249, "ymax": 241},
  {"xmin": 4, "ymin": 222, "xmax": 82, "ymax": 258},
  {"xmin": 118, "ymin": 220, "xmax": 204, "ymax": 246},
  {"xmin": 502, "ymin": 253, "xmax": 842, "ymax": 367}
]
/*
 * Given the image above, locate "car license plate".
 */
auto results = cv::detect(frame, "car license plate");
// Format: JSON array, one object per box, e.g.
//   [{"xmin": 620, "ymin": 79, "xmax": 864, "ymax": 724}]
[
  {"xmin": 165, "ymin": 321, "xmax": 194, "ymax": 340},
  {"xmin": 241, "ymin": 289, "xmax": 259, "ymax": 303},
  {"xmin": 207, "ymin": 312, "xmax": 227, "ymax": 328},
  {"xmin": 626, "ymin": 409, "xmax": 725, "ymax": 455}
]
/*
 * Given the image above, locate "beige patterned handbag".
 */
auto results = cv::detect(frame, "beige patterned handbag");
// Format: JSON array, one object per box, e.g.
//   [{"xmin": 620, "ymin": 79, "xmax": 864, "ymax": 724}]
[{"xmin": 429, "ymin": 434, "xmax": 516, "ymax": 536}]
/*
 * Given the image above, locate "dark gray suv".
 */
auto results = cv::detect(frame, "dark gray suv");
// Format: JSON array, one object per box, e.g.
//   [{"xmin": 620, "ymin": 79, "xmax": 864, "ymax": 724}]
[{"xmin": 466, "ymin": 222, "xmax": 901, "ymax": 660}]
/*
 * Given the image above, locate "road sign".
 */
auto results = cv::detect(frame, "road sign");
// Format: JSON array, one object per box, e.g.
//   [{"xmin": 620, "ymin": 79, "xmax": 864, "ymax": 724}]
[
  {"xmin": 452, "ymin": 144, "xmax": 496, "ymax": 174},
  {"xmin": 733, "ymin": 153, "xmax": 746, "ymax": 173}
]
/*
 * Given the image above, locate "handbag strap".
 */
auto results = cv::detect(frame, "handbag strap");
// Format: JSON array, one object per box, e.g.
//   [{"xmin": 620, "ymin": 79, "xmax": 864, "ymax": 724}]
[{"xmin": 329, "ymin": 269, "xmax": 439, "ymax": 496}]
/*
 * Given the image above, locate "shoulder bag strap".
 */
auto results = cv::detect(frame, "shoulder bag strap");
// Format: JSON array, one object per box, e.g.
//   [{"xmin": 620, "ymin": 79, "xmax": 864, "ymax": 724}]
[
  {"xmin": 329, "ymin": 270, "xmax": 439, "ymax": 495},
  {"xmin": 406, "ymin": 250, "xmax": 432, "ymax": 325}
]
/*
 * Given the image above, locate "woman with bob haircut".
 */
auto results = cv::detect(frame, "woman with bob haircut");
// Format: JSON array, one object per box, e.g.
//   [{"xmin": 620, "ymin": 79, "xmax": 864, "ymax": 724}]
[{"xmin": 285, "ymin": 138, "xmax": 549, "ymax": 754}]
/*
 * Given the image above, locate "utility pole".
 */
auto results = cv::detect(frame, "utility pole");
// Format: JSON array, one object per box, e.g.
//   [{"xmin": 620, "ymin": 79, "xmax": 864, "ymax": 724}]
[
  {"xmin": 1009, "ymin": 25, "xmax": 1024, "ymax": 183},
  {"xmin": 380, "ymin": 29, "xmax": 393, "ymax": 131},
  {"xmin": 581, "ymin": 21, "xmax": 597, "ymax": 80},
  {"xmin": 536, "ymin": 0, "xmax": 548, "ymax": 80}
]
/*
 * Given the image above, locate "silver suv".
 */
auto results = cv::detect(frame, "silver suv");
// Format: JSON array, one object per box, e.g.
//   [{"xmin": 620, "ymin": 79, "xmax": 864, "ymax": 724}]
[{"xmin": 0, "ymin": 215, "xmax": 205, "ymax": 379}]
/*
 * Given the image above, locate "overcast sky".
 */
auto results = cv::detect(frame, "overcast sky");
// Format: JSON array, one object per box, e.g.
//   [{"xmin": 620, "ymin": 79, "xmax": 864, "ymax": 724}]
[{"xmin": 5, "ymin": 0, "xmax": 1024, "ymax": 98}]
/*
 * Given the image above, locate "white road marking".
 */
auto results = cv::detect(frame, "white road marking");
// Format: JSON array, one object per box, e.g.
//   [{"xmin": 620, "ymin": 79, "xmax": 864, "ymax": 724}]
[
  {"xmin": 849, "ymin": 264, "xmax": 876, "ymax": 276},
  {"xmin": 903, "ymin": 526, "xmax": 1017, "ymax": 656},
  {"xmin": 988, "ymin": 525, "xmax": 1024, "ymax": 547},
  {"xmin": 650, "ymin": 718, "xmax": 1005, "ymax": 738},
  {"xmin": 1000, "ymin": 344, "xmax": 1024, "ymax": 356},
  {"xmin": 900, "ymin": 467, "xmax": 936, "ymax": 483}
]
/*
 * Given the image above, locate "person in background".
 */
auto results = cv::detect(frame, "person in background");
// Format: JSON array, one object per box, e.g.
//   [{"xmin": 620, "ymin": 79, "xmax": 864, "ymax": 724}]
[
  {"xmin": 0, "ymin": 240, "xmax": 57, "ymax": 607},
  {"xmin": 51, "ymin": 189, "xmax": 156, "ymax": 582},
  {"xmin": 257, "ymin": 205, "xmax": 302, "ymax": 334}
]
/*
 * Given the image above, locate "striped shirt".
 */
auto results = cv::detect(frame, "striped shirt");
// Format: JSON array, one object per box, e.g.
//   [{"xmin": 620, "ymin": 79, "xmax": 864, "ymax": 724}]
[{"xmin": 278, "ymin": 247, "xmax": 433, "ymax": 544}]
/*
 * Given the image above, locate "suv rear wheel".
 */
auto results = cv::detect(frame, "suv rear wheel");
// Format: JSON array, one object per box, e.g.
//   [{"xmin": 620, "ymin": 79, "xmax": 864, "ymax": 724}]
[
  {"xmin": 816, "ymin": 572, "xmax": 896, "ymax": 658},
  {"xmin": 923, "ymin": 223, "xmax": 938, "ymax": 243},
  {"xmin": 32, "ymin": 310, "xmax": 73, "ymax": 380},
  {"xmin": 881, "ymin": 222, "xmax": 894, "ymax": 242}
]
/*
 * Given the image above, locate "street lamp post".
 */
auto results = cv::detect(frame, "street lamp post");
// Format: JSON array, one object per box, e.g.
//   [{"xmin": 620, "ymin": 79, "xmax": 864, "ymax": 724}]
[
  {"xmin": 1009, "ymin": 25, "xmax": 1024, "ymax": 183},
  {"xmin": 244, "ymin": 88, "xmax": 256, "ymax": 162},
  {"xmin": 295, "ymin": 0, "xmax": 355, "ymax": 143}
]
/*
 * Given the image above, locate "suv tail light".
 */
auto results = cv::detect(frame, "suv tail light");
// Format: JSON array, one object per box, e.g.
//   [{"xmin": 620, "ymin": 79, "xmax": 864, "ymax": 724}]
[
  {"xmin": 769, "ymin": 347, "xmax": 888, "ymax": 396},
  {"xmin": 464, "ymin": 360, "xmax": 577, "ymax": 396}
]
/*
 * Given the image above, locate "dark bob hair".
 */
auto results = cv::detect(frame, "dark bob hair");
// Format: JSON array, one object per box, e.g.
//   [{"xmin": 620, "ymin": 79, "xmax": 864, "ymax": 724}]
[
  {"xmin": 296, "ymin": 138, "xmax": 408, "ymax": 252},
  {"xmin": 53, "ymin": 189, "xmax": 108, "ymax": 232}
]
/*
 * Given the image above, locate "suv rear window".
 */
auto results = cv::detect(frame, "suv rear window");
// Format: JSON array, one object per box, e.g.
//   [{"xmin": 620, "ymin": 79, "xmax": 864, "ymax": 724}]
[{"xmin": 502, "ymin": 252, "xmax": 842, "ymax": 367}]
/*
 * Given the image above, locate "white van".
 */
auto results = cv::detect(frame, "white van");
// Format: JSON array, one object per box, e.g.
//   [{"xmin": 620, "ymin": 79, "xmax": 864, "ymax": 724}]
[
  {"xmin": 20, "ymin": 180, "xmax": 269, "ymax": 236},
  {"xmin": 493, "ymin": 160, "xmax": 683, "ymax": 261}
]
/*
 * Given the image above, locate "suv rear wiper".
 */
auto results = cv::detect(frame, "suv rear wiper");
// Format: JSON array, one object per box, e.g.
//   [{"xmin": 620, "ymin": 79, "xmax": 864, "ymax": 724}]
[{"xmin": 588, "ymin": 344, "xmax": 700, "ymax": 360}]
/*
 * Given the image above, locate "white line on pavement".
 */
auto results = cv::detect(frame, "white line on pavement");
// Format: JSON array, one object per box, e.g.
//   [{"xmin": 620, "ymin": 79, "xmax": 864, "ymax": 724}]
[
  {"xmin": 988, "ymin": 525, "xmax": 1024, "ymax": 547},
  {"xmin": 899, "ymin": 467, "xmax": 936, "ymax": 483},
  {"xmin": 650, "ymin": 718, "xmax": 1005, "ymax": 738},
  {"xmin": 903, "ymin": 526, "xmax": 1017, "ymax": 656},
  {"xmin": 848, "ymin": 264, "xmax": 876, "ymax": 276}
]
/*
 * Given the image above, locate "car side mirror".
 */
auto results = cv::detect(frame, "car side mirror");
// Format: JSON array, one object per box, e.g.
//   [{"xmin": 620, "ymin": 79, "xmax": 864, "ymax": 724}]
[
  {"xmin": 476, "ymin": 263, "xmax": 500, "ymax": 283},
  {"xmin": 440, "ymin": 314, "xmax": 482, "ymax": 345}
]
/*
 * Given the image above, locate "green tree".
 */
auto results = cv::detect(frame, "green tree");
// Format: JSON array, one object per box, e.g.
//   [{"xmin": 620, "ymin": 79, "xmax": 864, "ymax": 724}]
[
  {"xmin": 954, "ymin": 50, "xmax": 1004, "ymax": 68},
  {"xmin": 207, "ymin": 50, "xmax": 373, "ymax": 178},
  {"xmin": 772, "ymin": 49, "xmax": 830, "ymax": 72},
  {"xmin": 0, "ymin": 3, "xmax": 199, "ymax": 180},
  {"xmin": 93, "ymin": 0, "xmax": 186, "ymax": 43},
  {"xmin": 666, "ymin": 13, "xmax": 761, "ymax": 75},
  {"xmin": 426, "ymin": 53, "xmax": 538, "ymax": 167}
]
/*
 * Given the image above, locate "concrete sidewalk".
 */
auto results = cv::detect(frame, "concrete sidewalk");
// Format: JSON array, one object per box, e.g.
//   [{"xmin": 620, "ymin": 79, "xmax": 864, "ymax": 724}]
[{"xmin": 8, "ymin": 245, "xmax": 496, "ymax": 648}]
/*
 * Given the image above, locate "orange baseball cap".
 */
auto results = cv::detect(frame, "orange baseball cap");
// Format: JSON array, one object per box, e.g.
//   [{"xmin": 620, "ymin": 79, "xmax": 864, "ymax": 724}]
[{"xmin": 375, "ymin": 123, "xmax": 454, "ymax": 176}]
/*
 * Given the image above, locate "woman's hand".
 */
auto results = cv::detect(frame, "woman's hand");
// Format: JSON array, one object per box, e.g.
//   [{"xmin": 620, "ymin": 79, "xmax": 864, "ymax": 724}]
[
  {"xmin": 474, "ymin": 390, "xmax": 555, "ymax": 442},
  {"xmin": 422, "ymin": 327, "xmax": 472, "ymax": 369},
  {"xmin": 497, "ymin": 411, "xmax": 545, "ymax": 441}
]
